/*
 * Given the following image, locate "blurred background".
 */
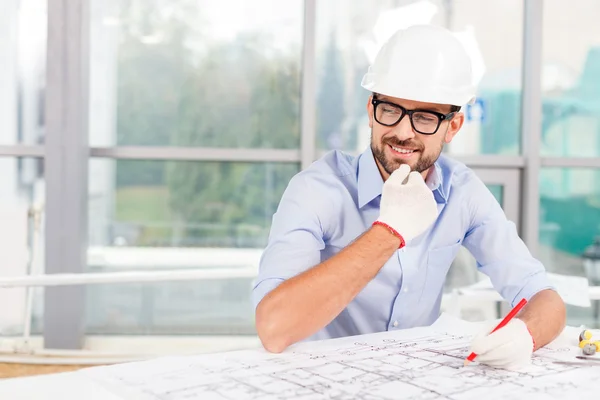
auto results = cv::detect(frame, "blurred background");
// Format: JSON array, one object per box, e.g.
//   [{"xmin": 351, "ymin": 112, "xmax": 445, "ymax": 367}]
[{"xmin": 0, "ymin": 0, "xmax": 599, "ymax": 356}]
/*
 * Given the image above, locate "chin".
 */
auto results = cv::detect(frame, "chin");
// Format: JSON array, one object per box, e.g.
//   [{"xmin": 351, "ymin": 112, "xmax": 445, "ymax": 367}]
[{"xmin": 392, "ymin": 159, "xmax": 416, "ymax": 171}]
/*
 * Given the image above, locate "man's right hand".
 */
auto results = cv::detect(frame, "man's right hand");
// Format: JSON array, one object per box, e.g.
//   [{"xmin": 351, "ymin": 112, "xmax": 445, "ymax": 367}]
[
  {"xmin": 375, "ymin": 164, "xmax": 438, "ymax": 243},
  {"xmin": 256, "ymin": 164, "xmax": 438, "ymax": 352}
]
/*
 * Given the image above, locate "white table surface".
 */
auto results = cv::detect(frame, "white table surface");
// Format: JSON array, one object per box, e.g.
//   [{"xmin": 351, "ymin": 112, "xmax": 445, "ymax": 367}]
[
  {"xmin": 0, "ymin": 316, "xmax": 591, "ymax": 400},
  {"xmin": 0, "ymin": 371, "xmax": 122, "ymax": 400}
]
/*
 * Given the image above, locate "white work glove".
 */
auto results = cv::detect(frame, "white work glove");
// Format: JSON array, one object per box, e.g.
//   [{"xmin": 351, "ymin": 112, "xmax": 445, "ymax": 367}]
[
  {"xmin": 468, "ymin": 319, "xmax": 535, "ymax": 370},
  {"xmin": 374, "ymin": 164, "xmax": 438, "ymax": 244}
]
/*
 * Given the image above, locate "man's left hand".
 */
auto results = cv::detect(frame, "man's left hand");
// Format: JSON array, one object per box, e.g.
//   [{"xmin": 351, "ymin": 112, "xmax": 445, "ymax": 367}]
[{"xmin": 467, "ymin": 319, "xmax": 535, "ymax": 370}]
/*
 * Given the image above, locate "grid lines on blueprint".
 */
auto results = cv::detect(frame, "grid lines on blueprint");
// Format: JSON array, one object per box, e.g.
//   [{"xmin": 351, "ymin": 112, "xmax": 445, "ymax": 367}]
[{"xmin": 83, "ymin": 325, "xmax": 598, "ymax": 400}]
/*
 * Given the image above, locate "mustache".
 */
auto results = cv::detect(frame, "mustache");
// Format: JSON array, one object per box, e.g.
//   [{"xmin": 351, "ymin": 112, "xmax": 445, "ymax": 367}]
[{"xmin": 384, "ymin": 139, "xmax": 423, "ymax": 151}]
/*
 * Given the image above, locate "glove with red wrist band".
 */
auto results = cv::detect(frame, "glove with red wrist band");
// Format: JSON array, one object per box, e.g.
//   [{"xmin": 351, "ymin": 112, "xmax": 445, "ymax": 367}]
[{"xmin": 372, "ymin": 164, "xmax": 438, "ymax": 248}]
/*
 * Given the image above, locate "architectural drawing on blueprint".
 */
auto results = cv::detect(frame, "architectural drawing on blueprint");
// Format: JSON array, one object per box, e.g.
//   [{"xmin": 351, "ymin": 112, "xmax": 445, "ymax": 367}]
[{"xmin": 82, "ymin": 315, "xmax": 598, "ymax": 400}]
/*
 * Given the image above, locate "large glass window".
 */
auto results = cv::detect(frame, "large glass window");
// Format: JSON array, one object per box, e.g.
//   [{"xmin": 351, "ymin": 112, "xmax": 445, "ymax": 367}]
[
  {"xmin": 541, "ymin": 1, "xmax": 600, "ymax": 158},
  {"xmin": 86, "ymin": 159, "xmax": 298, "ymax": 335},
  {"xmin": 315, "ymin": 0, "xmax": 524, "ymax": 156},
  {"xmin": 1, "ymin": 0, "xmax": 597, "ymax": 353},
  {"xmin": 539, "ymin": 168, "xmax": 600, "ymax": 327},
  {"xmin": 89, "ymin": 0, "xmax": 303, "ymax": 148},
  {"xmin": 0, "ymin": 0, "xmax": 46, "ymax": 146}
]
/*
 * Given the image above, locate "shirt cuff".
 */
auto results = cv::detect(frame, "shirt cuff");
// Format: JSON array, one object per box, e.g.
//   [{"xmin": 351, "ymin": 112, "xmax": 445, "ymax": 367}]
[
  {"xmin": 511, "ymin": 282, "xmax": 556, "ymax": 307},
  {"xmin": 252, "ymin": 278, "xmax": 285, "ymax": 310}
]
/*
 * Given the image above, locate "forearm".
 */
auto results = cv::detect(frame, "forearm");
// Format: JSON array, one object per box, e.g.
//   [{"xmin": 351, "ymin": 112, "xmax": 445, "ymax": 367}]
[
  {"xmin": 255, "ymin": 224, "xmax": 399, "ymax": 353},
  {"xmin": 517, "ymin": 289, "xmax": 566, "ymax": 351}
]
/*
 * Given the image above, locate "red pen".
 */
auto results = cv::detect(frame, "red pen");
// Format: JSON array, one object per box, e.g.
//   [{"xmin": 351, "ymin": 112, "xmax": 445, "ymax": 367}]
[{"xmin": 463, "ymin": 297, "xmax": 528, "ymax": 366}]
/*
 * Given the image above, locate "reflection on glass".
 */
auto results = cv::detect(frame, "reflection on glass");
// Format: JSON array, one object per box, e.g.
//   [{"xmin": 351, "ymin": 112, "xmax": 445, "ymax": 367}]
[
  {"xmin": 0, "ymin": 157, "xmax": 45, "ymax": 334},
  {"xmin": 89, "ymin": 0, "xmax": 303, "ymax": 148},
  {"xmin": 316, "ymin": 0, "xmax": 523, "ymax": 156},
  {"xmin": 541, "ymin": 0, "xmax": 600, "ymax": 158},
  {"xmin": 86, "ymin": 159, "xmax": 298, "ymax": 334},
  {"xmin": 540, "ymin": 168, "xmax": 600, "ymax": 327},
  {"xmin": 89, "ymin": 160, "xmax": 298, "ymax": 248},
  {"xmin": 0, "ymin": 0, "xmax": 47, "ymax": 145}
]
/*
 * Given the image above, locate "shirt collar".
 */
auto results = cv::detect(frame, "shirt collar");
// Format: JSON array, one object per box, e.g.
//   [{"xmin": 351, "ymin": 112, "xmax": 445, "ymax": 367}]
[
  {"xmin": 357, "ymin": 148, "xmax": 447, "ymax": 208},
  {"xmin": 426, "ymin": 162, "xmax": 448, "ymax": 204},
  {"xmin": 357, "ymin": 148, "xmax": 384, "ymax": 208}
]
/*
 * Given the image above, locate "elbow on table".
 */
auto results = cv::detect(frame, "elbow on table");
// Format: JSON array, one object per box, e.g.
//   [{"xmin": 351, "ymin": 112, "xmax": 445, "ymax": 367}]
[
  {"xmin": 255, "ymin": 304, "xmax": 291, "ymax": 354},
  {"xmin": 259, "ymin": 335, "xmax": 289, "ymax": 354}
]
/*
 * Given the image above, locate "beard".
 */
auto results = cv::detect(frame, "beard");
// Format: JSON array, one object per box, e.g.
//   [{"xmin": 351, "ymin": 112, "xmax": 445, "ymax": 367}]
[{"xmin": 371, "ymin": 134, "xmax": 443, "ymax": 176}]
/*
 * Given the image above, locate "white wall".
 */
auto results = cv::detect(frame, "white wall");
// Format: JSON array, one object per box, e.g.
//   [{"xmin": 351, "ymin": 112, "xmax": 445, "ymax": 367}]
[
  {"xmin": 0, "ymin": 0, "xmax": 18, "ymax": 146},
  {"xmin": 0, "ymin": 0, "xmax": 27, "ymax": 333}
]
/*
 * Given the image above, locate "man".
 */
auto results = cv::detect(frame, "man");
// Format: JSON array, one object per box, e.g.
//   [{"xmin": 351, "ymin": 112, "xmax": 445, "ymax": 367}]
[{"xmin": 253, "ymin": 24, "xmax": 566, "ymax": 370}]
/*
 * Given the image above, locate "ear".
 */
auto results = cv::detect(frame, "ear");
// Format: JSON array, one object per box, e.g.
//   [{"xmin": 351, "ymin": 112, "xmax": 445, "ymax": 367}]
[
  {"xmin": 444, "ymin": 112, "xmax": 465, "ymax": 143},
  {"xmin": 367, "ymin": 95, "xmax": 374, "ymax": 129}
]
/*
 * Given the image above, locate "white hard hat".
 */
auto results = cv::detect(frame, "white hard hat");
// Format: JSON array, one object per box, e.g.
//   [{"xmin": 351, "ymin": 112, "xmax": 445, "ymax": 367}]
[{"xmin": 361, "ymin": 24, "xmax": 476, "ymax": 106}]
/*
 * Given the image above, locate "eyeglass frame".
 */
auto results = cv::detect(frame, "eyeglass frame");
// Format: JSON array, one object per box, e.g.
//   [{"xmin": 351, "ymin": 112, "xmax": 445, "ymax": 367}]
[{"xmin": 371, "ymin": 95, "xmax": 457, "ymax": 135}]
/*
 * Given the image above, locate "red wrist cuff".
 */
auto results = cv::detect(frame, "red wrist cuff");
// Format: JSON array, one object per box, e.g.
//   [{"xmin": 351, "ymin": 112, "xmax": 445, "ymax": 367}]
[{"xmin": 372, "ymin": 221, "xmax": 405, "ymax": 249}]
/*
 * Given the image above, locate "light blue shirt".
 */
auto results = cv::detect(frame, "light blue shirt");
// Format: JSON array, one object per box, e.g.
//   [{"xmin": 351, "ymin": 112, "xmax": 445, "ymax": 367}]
[{"xmin": 253, "ymin": 148, "xmax": 554, "ymax": 341}]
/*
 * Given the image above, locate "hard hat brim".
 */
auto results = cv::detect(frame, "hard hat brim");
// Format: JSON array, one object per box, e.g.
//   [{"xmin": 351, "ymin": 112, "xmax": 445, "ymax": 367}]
[{"xmin": 361, "ymin": 76, "xmax": 476, "ymax": 107}]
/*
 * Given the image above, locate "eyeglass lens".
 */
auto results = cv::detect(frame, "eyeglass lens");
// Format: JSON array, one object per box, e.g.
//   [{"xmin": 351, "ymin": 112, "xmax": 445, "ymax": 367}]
[{"xmin": 375, "ymin": 102, "xmax": 440, "ymax": 134}]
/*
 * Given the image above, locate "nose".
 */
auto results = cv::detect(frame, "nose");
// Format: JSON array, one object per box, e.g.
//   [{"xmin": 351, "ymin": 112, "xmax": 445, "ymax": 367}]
[{"xmin": 391, "ymin": 114, "xmax": 416, "ymax": 141}]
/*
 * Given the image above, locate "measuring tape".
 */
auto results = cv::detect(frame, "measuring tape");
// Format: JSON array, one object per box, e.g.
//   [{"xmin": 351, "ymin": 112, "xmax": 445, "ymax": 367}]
[{"xmin": 579, "ymin": 330, "xmax": 600, "ymax": 355}]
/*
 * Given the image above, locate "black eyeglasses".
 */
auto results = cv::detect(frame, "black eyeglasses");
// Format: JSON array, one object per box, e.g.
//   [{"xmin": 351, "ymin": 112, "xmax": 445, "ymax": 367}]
[{"xmin": 371, "ymin": 96, "xmax": 456, "ymax": 135}]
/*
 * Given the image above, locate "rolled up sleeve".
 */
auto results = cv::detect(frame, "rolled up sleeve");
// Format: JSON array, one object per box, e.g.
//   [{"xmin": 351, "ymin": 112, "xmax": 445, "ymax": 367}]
[
  {"xmin": 252, "ymin": 174, "xmax": 327, "ymax": 310},
  {"xmin": 462, "ymin": 176, "xmax": 555, "ymax": 307}
]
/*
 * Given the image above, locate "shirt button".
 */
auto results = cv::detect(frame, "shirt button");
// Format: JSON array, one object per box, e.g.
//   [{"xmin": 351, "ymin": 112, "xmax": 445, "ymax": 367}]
[
  {"xmin": 403, "ymin": 286, "xmax": 409, "ymax": 292},
  {"xmin": 393, "ymin": 320, "xmax": 399, "ymax": 327}
]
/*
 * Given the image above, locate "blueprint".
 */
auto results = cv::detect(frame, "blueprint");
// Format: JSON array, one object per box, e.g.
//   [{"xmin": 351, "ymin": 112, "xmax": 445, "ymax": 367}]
[{"xmin": 81, "ymin": 314, "xmax": 598, "ymax": 400}]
